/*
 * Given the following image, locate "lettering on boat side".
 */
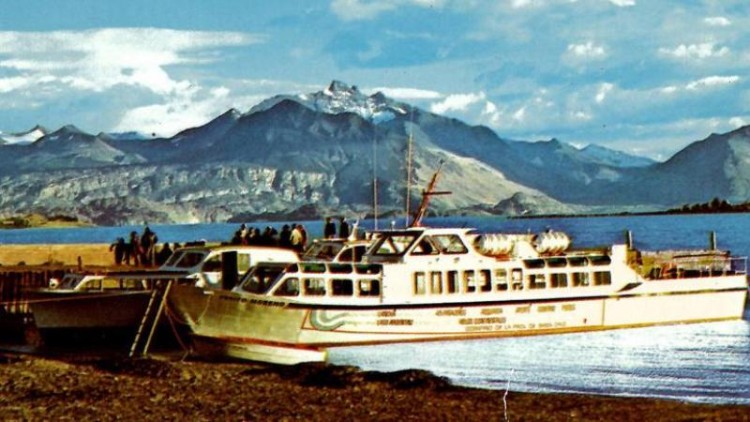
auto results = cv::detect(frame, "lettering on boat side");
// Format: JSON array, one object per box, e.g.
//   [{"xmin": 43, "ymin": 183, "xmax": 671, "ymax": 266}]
[
  {"xmin": 459, "ymin": 317, "xmax": 505, "ymax": 325},
  {"xmin": 309, "ymin": 310, "xmax": 349, "ymax": 331},
  {"xmin": 435, "ymin": 309, "xmax": 466, "ymax": 316},
  {"xmin": 481, "ymin": 308, "xmax": 503, "ymax": 315},
  {"xmin": 218, "ymin": 296, "xmax": 285, "ymax": 308},
  {"xmin": 378, "ymin": 310, "xmax": 396, "ymax": 317},
  {"xmin": 376, "ymin": 319, "xmax": 413, "ymax": 326}
]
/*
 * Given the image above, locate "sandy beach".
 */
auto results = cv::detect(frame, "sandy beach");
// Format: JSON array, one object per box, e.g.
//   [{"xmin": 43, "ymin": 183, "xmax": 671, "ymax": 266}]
[{"xmin": 0, "ymin": 351, "xmax": 748, "ymax": 421}]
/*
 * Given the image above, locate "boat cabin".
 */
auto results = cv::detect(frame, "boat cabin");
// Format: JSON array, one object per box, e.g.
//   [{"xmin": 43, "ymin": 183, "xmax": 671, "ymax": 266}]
[{"xmin": 160, "ymin": 245, "xmax": 299, "ymax": 290}]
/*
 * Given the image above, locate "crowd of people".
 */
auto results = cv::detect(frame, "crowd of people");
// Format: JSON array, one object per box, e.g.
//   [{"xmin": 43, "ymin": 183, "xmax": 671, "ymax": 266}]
[
  {"xmin": 109, "ymin": 226, "xmax": 175, "ymax": 267},
  {"xmin": 229, "ymin": 223, "xmax": 309, "ymax": 252},
  {"xmin": 110, "ymin": 217, "xmax": 355, "ymax": 266},
  {"xmin": 230, "ymin": 217, "xmax": 352, "ymax": 253}
]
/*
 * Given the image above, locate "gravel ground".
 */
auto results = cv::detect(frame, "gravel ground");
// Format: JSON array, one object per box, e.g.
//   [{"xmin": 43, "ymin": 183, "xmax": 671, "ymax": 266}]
[{"xmin": 1, "ymin": 352, "xmax": 748, "ymax": 421}]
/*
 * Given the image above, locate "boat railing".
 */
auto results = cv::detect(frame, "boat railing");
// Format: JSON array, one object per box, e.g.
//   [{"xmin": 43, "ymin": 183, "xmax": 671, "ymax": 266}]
[{"xmin": 639, "ymin": 251, "xmax": 747, "ymax": 280}]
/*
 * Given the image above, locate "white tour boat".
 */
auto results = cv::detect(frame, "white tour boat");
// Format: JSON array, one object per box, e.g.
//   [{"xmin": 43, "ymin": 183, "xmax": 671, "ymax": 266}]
[{"xmin": 167, "ymin": 226, "xmax": 749, "ymax": 365}]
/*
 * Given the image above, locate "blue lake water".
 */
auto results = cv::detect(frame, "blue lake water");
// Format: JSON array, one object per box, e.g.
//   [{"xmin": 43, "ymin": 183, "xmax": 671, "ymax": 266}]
[{"xmin": 2, "ymin": 214, "xmax": 749, "ymax": 404}]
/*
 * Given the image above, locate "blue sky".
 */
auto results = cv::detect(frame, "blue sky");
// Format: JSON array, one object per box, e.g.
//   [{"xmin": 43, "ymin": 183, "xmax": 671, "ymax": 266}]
[{"xmin": 0, "ymin": 0, "xmax": 748, "ymax": 160}]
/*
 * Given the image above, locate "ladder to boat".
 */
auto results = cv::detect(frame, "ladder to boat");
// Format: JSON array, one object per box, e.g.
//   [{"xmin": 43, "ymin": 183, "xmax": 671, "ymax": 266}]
[{"xmin": 129, "ymin": 279, "xmax": 173, "ymax": 358}]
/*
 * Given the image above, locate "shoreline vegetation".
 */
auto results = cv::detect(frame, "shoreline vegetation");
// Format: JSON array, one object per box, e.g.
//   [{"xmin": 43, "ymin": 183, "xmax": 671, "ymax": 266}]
[
  {"xmin": 2, "ymin": 198, "xmax": 749, "ymax": 230},
  {"xmin": 514, "ymin": 198, "xmax": 750, "ymax": 219},
  {"xmin": 0, "ymin": 213, "xmax": 91, "ymax": 230},
  {"xmin": 0, "ymin": 352, "xmax": 747, "ymax": 421}
]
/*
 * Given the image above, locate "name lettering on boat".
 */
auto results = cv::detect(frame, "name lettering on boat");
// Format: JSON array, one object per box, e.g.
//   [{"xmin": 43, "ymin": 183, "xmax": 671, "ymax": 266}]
[
  {"xmin": 435, "ymin": 308, "xmax": 466, "ymax": 317},
  {"xmin": 220, "ymin": 295, "xmax": 286, "ymax": 308}
]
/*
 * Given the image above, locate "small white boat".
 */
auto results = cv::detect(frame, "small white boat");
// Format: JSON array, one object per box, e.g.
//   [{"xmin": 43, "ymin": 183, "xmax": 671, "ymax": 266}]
[
  {"xmin": 168, "ymin": 226, "xmax": 749, "ymax": 365},
  {"xmin": 28, "ymin": 244, "xmax": 300, "ymax": 343}
]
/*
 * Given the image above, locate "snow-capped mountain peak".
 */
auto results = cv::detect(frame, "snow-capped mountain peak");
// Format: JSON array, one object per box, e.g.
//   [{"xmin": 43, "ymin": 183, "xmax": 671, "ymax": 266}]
[
  {"xmin": 0, "ymin": 125, "xmax": 48, "ymax": 145},
  {"xmin": 249, "ymin": 80, "xmax": 409, "ymax": 124}
]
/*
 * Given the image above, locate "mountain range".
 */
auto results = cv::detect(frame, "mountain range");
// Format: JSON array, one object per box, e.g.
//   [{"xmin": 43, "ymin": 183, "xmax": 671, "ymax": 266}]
[{"xmin": 0, "ymin": 80, "xmax": 746, "ymax": 225}]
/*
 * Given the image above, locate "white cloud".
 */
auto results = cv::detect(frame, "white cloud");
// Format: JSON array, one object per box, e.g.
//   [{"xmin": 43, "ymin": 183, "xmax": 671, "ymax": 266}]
[
  {"xmin": 595, "ymin": 83, "xmax": 614, "ymax": 103},
  {"xmin": 370, "ymin": 86, "xmax": 442, "ymax": 100},
  {"xmin": 430, "ymin": 91, "xmax": 486, "ymax": 114},
  {"xmin": 729, "ymin": 117, "xmax": 746, "ymax": 128},
  {"xmin": 685, "ymin": 75, "xmax": 740, "ymax": 91},
  {"xmin": 512, "ymin": 106, "xmax": 526, "ymax": 122},
  {"xmin": 705, "ymin": 16, "xmax": 731, "ymax": 27},
  {"xmin": 609, "ymin": 0, "xmax": 635, "ymax": 6},
  {"xmin": 659, "ymin": 43, "xmax": 730, "ymax": 60},
  {"xmin": 0, "ymin": 28, "xmax": 260, "ymax": 95},
  {"xmin": 330, "ymin": 0, "xmax": 446, "ymax": 21},
  {"xmin": 567, "ymin": 41, "xmax": 606, "ymax": 58}
]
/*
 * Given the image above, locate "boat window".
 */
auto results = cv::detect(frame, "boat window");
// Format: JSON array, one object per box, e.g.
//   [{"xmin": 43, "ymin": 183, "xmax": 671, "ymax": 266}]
[
  {"xmin": 241, "ymin": 265, "xmax": 286, "ymax": 294},
  {"xmin": 528, "ymin": 274, "xmax": 546, "ymax": 289},
  {"xmin": 303, "ymin": 242, "xmax": 343, "ymax": 261},
  {"xmin": 358, "ymin": 279, "xmax": 380, "ymax": 296},
  {"xmin": 430, "ymin": 272, "xmax": 443, "ymax": 294},
  {"xmin": 122, "ymin": 278, "xmax": 145, "ymax": 290},
  {"xmin": 572, "ymin": 272, "xmax": 589, "ymax": 287},
  {"xmin": 511, "ymin": 269, "xmax": 523, "ymax": 290},
  {"xmin": 593, "ymin": 271, "xmax": 612, "ymax": 286},
  {"xmin": 372, "ymin": 233, "xmax": 419, "ymax": 256},
  {"xmin": 568, "ymin": 257, "xmax": 588, "ymax": 267},
  {"xmin": 463, "ymin": 270, "xmax": 476, "ymax": 293},
  {"xmin": 547, "ymin": 257, "xmax": 567, "ymax": 268},
  {"xmin": 432, "ymin": 235, "xmax": 468, "ymax": 254},
  {"xmin": 81, "ymin": 278, "xmax": 102, "ymax": 290},
  {"xmin": 102, "ymin": 278, "xmax": 122, "ymax": 289},
  {"xmin": 163, "ymin": 251, "xmax": 184, "ymax": 267},
  {"xmin": 411, "ymin": 238, "xmax": 439, "ymax": 255},
  {"xmin": 589, "ymin": 256, "xmax": 612, "ymax": 266},
  {"xmin": 355, "ymin": 264, "xmax": 382, "ymax": 275},
  {"xmin": 414, "ymin": 272, "xmax": 426, "ymax": 295},
  {"xmin": 329, "ymin": 263, "xmax": 353, "ymax": 274},
  {"xmin": 273, "ymin": 278, "xmax": 300, "ymax": 297},
  {"xmin": 524, "ymin": 259, "xmax": 545, "ymax": 269},
  {"xmin": 447, "ymin": 271, "xmax": 458, "ymax": 294},
  {"xmin": 353, "ymin": 246, "xmax": 367, "ymax": 262},
  {"xmin": 301, "ymin": 263, "xmax": 327, "ymax": 274},
  {"xmin": 550, "ymin": 273, "xmax": 568, "ymax": 288},
  {"xmin": 285, "ymin": 263, "xmax": 300, "ymax": 273},
  {"xmin": 332, "ymin": 279, "xmax": 354, "ymax": 296},
  {"xmin": 237, "ymin": 254, "xmax": 251, "ymax": 273},
  {"xmin": 173, "ymin": 251, "xmax": 206, "ymax": 268},
  {"xmin": 495, "ymin": 269, "xmax": 509, "ymax": 291},
  {"xmin": 203, "ymin": 255, "xmax": 223, "ymax": 272},
  {"xmin": 304, "ymin": 278, "xmax": 326, "ymax": 296},
  {"xmin": 479, "ymin": 270, "xmax": 492, "ymax": 292}
]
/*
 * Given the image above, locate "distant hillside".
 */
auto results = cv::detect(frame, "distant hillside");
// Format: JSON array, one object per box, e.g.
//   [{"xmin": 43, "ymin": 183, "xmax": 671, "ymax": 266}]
[{"xmin": 0, "ymin": 80, "xmax": 745, "ymax": 224}]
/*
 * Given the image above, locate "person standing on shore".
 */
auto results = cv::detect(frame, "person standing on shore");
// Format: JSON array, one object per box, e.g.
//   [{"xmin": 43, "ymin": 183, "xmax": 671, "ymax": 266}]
[
  {"xmin": 126, "ymin": 231, "xmax": 140, "ymax": 266},
  {"xmin": 324, "ymin": 217, "xmax": 336, "ymax": 239},
  {"xmin": 339, "ymin": 217, "xmax": 350, "ymax": 240},
  {"xmin": 109, "ymin": 237, "xmax": 125, "ymax": 265}
]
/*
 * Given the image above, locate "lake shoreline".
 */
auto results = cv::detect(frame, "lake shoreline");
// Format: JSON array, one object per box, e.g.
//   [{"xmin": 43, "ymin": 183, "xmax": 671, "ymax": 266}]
[{"xmin": 1, "ymin": 352, "xmax": 747, "ymax": 421}]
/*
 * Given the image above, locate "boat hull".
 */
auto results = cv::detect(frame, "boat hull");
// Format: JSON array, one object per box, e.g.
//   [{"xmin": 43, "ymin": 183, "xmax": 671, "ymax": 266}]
[
  {"xmin": 168, "ymin": 276, "xmax": 748, "ymax": 365},
  {"xmin": 30, "ymin": 290, "xmax": 153, "ymax": 345}
]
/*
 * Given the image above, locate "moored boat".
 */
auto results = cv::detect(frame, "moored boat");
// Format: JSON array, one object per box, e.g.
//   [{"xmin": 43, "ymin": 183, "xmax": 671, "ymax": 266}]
[
  {"xmin": 28, "ymin": 244, "xmax": 300, "ymax": 345},
  {"xmin": 168, "ymin": 226, "xmax": 749, "ymax": 365}
]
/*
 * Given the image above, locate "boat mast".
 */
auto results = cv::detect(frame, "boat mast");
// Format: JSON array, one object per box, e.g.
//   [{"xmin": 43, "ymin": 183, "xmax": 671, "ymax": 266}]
[
  {"xmin": 373, "ymin": 133, "xmax": 378, "ymax": 230},
  {"xmin": 410, "ymin": 160, "xmax": 450, "ymax": 227},
  {"xmin": 405, "ymin": 116, "xmax": 413, "ymax": 228}
]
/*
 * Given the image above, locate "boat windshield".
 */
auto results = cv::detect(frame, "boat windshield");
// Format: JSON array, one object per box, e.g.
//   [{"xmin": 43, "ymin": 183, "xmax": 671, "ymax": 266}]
[
  {"xmin": 165, "ymin": 251, "xmax": 207, "ymax": 269},
  {"xmin": 302, "ymin": 241, "xmax": 344, "ymax": 261},
  {"xmin": 239, "ymin": 263, "xmax": 289, "ymax": 294},
  {"xmin": 371, "ymin": 231, "xmax": 420, "ymax": 256}
]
